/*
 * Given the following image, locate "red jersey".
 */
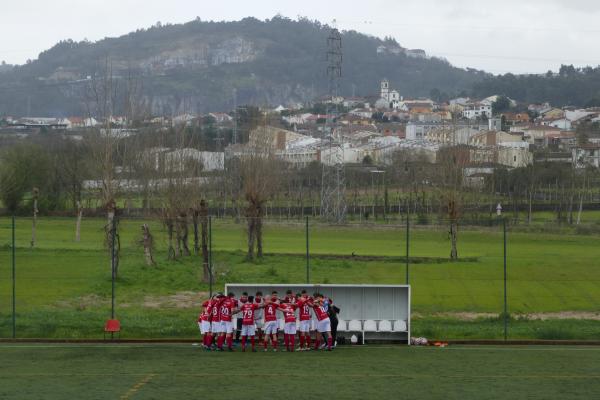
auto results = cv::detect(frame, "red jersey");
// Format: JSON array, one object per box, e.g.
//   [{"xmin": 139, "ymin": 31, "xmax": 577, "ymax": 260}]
[
  {"xmin": 199, "ymin": 300, "xmax": 211, "ymax": 322},
  {"xmin": 313, "ymin": 303, "xmax": 329, "ymax": 321},
  {"xmin": 211, "ymin": 298, "xmax": 224, "ymax": 322},
  {"xmin": 296, "ymin": 298, "xmax": 312, "ymax": 321},
  {"xmin": 219, "ymin": 298, "xmax": 237, "ymax": 322},
  {"xmin": 240, "ymin": 303, "xmax": 259, "ymax": 325},
  {"xmin": 264, "ymin": 301, "xmax": 279, "ymax": 322},
  {"xmin": 279, "ymin": 303, "xmax": 297, "ymax": 323}
]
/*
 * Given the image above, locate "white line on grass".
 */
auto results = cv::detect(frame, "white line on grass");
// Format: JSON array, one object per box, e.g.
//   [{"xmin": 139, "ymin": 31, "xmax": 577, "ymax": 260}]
[{"xmin": 0, "ymin": 344, "xmax": 599, "ymax": 352}]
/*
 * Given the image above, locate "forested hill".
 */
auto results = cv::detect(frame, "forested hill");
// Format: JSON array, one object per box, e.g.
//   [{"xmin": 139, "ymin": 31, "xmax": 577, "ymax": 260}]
[
  {"xmin": 472, "ymin": 65, "xmax": 600, "ymax": 107},
  {"xmin": 0, "ymin": 16, "xmax": 485, "ymax": 117}
]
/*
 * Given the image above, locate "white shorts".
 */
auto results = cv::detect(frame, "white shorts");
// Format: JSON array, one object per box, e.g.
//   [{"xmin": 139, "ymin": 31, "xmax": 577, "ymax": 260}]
[
  {"xmin": 311, "ymin": 318, "xmax": 318, "ymax": 330},
  {"xmin": 241, "ymin": 324, "xmax": 256, "ymax": 337},
  {"xmin": 298, "ymin": 320, "xmax": 311, "ymax": 333},
  {"xmin": 211, "ymin": 321, "xmax": 222, "ymax": 334},
  {"xmin": 220, "ymin": 321, "xmax": 234, "ymax": 334},
  {"xmin": 284, "ymin": 322, "xmax": 297, "ymax": 335},
  {"xmin": 255, "ymin": 320, "xmax": 264, "ymax": 329},
  {"xmin": 199, "ymin": 321, "xmax": 211, "ymax": 334},
  {"xmin": 316, "ymin": 318, "xmax": 331, "ymax": 333},
  {"xmin": 264, "ymin": 320, "xmax": 278, "ymax": 335}
]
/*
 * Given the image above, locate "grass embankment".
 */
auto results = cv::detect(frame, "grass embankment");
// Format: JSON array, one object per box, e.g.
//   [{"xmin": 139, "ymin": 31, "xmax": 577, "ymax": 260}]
[{"xmin": 0, "ymin": 217, "xmax": 599, "ymax": 339}]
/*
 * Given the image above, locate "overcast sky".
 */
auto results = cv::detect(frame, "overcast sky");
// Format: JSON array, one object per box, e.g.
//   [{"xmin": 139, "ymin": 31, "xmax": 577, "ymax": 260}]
[{"xmin": 2, "ymin": 0, "xmax": 600, "ymax": 74}]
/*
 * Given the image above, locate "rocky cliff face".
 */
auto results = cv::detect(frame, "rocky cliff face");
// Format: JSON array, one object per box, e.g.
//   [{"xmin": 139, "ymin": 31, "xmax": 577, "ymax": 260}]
[{"xmin": 137, "ymin": 36, "xmax": 261, "ymax": 75}]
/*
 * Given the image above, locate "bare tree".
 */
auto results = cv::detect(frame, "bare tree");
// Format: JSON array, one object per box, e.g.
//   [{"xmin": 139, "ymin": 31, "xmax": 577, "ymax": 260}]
[
  {"xmin": 141, "ymin": 223, "xmax": 155, "ymax": 266},
  {"xmin": 75, "ymin": 200, "xmax": 83, "ymax": 242},
  {"xmin": 199, "ymin": 199, "xmax": 210, "ymax": 282},
  {"xmin": 30, "ymin": 187, "xmax": 39, "ymax": 248},
  {"xmin": 240, "ymin": 125, "xmax": 281, "ymax": 260}
]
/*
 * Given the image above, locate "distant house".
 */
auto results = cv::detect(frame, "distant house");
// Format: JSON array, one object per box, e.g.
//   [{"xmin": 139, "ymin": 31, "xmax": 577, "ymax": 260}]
[
  {"xmin": 208, "ymin": 112, "xmax": 233, "ymax": 124},
  {"xmin": 501, "ymin": 112, "xmax": 530, "ymax": 124},
  {"xmin": 462, "ymin": 103, "xmax": 492, "ymax": 119},
  {"xmin": 573, "ymin": 144, "xmax": 600, "ymax": 168}
]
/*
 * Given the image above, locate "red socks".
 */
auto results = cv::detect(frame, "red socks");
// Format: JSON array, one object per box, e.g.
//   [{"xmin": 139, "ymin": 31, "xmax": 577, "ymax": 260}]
[
  {"xmin": 327, "ymin": 336, "xmax": 332, "ymax": 350},
  {"xmin": 284, "ymin": 334, "xmax": 289, "ymax": 349},
  {"xmin": 290, "ymin": 335, "xmax": 295, "ymax": 351},
  {"xmin": 217, "ymin": 335, "xmax": 225, "ymax": 349},
  {"xmin": 251, "ymin": 337, "xmax": 255, "ymax": 350},
  {"xmin": 299, "ymin": 335, "xmax": 305, "ymax": 348},
  {"xmin": 227, "ymin": 336, "xmax": 233, "ymax": 349},
  {"xmin": 314, "ymin": 338, "xmax": 320, "ymax": 350},
  {"xmin": 306, "ymin": 335, "xmax": 311, "ymax": 348},
  {"xmin": 241, "ymin": 336, "xmax": 247, "ymax": 350}
]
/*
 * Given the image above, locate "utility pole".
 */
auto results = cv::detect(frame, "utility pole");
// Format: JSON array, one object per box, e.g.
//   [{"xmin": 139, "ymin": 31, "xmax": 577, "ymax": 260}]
[{"xmin": 320, "ymin": 23, "xmax": 347, "ymax": 223}]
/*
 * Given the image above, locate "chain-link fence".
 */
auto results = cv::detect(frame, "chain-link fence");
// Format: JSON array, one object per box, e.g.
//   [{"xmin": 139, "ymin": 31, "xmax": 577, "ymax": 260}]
[{"xmin": 1, "ymin": 214, "xmax": 599, "ymax": 340}]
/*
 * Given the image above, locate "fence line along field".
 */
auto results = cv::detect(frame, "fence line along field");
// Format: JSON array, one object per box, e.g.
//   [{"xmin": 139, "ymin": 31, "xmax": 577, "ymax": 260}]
[{"xmin": 1, "ymin": 216, "xmax": 600, "ymax": 339}]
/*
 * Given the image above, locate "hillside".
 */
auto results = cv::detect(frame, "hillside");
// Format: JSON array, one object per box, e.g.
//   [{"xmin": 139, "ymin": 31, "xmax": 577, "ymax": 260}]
[
  {"xmin": 0, "ymin": 16, "xmax": 485, "ymax": 117},
  {"xmin": 472, "ymin": 65, "xmax": 600, "ymax": 107}
]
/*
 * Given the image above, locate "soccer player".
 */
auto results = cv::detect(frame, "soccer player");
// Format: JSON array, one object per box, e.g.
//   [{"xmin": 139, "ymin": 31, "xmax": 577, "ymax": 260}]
[
  {"xmin": 283, "ymin": 289, "xmax": 296, "ymax": 304},
  {"xmin": 278, "ymin": 301, "xmax": 298, "ymax": 352},
  {"xmin": 311, "ymin": 293, "xmax": 333, "ymax": 351},
  {"xmin": 235, "ymin": 295, "xmax": 264, "ymax": 352},
  {"xmin": 198, "ymin": 295, "xmax": 214, "ymax": 350},
  {"xmin": 235, "ymin": 292, "xmax": 249, "ymax": 343},
  {"xmin": 262, "ymin": 291, "xmax": 280, "ymax": 352},
  {"xmin": 296, "ymin": 290, "xmax": 313, "ymax": 351},
  {"xmin": 210, "ymin": 293, "xmax": 225, "ymax": 350},
  {"xmin": 254, "ymin": 291, "xmax": 264, "ymax": 342},
  {"xmin": 217, "ymin": 292, "xmax": 238, "ymax": 351}
]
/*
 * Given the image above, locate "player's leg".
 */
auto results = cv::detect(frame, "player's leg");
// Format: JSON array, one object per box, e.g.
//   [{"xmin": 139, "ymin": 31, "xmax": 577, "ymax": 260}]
[
  {"xmin": 289, "ymin": 325, "xmax": 296, "ymax": 352},
  {"xmin": 226, "ymin": 322, "xmax": 234, "ymax": 351},
  {"xmin": 249, "ymin": 325, "xmax": 257, "ymax": 352},
  {"xmin": 240, "ymin": 325, "xmax": 247, "ymax": 351}
]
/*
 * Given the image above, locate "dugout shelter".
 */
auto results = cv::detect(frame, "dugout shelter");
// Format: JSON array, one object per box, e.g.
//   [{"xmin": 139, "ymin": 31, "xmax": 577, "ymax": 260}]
[{"xmin": 225, "ymin": 284, "xmax": 411, "ymax": 344}]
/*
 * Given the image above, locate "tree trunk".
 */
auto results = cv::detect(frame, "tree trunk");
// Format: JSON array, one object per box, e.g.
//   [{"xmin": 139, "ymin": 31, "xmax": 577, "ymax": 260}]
[
  {"xmin": 200, "ymin": 202, "xmax": 209, "ymax": 283},
  {"xmin": 166, "ymin": 218, "xmax": 175, "ymax": 260},
  {"xmin": 256, "ymin": 215, "xmax": 263, "ymax": 258},
  {"xmin": 75, "ymin": 201, "xmax": 83, "ymax": 242},
  {"xmin": 141, "ymin": 223, "xmax": 155, "ymax": 266},
  {"xmin": 527, "ymin": 189, "xmax": 533, "ymax": 225},
  {"xmin": 192, "ymin": 210, "xmax": 200, "ymax": 255},
  {"xmin": 450, "ymin": 221, "xmax": 458, "ymax": 260},
  {"xmin": 31, "ymin": 195, "xmax": 38, "ymax": 248},
  {"xmin": 176, "ymin": 213, "xmax": 191, "ymax": 257},
  {"xmin": 247, "ymin": 216, "xmax": 256, "ymax": 260}
]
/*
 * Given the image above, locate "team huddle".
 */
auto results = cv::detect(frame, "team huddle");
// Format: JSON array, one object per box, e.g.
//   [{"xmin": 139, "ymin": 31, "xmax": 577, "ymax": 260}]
[{"xmin": 198, "ymin": 290, "xmax": 338, "ymax": 352}]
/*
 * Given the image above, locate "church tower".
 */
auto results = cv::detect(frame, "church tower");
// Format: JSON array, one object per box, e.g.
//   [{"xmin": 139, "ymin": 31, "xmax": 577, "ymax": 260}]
[{"xmin": 380, "ymin": 79, "xmax": 389, "ymax": 101}]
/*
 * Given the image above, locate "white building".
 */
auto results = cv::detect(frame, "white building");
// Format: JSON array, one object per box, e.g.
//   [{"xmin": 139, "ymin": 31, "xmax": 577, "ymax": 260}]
[
  {"xmin": 462, "ymin": 103, "xmax": 492, "ymax": 120},
  {"xmin": 573, "ymin": 144, "xmax": 600, "ymax": 168},
  {"xmin": 379, "ymin": 79, "xmax": 402, "ymax": 109}
]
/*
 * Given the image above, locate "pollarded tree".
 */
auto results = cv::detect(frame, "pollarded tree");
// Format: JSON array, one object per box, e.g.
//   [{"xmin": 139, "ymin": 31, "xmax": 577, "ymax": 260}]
[{"xmin": 240, "ymin": 125, "xmax": 282, "ymax": 260}]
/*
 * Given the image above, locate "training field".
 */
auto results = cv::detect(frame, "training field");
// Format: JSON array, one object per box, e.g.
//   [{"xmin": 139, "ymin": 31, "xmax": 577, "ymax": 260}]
[
  {"xmin": 1, "ymin": 216, "xmax": 600, "ymax": 339},
  {"xmin": 0, "ymin": 344, "xmax": 598, "ymax": 399}
]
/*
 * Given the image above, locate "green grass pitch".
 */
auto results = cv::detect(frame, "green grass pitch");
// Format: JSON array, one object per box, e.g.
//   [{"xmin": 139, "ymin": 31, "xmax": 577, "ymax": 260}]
[
  {"xmin": 1, "ymin": 216, "xmax": 600, "ymax": 339},
  {"xmin": 0, "ymin": 344, "xmax": 599, "ymax": 399}
]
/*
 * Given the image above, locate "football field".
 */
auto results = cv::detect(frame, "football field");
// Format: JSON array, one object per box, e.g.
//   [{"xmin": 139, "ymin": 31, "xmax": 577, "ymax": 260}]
[{"xmin": 0, "ymin": 343, "xmax": 599, "ymax": 399}]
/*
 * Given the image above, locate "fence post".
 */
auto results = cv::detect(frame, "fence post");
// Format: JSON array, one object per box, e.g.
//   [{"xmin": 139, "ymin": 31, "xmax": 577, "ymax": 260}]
[
  {"xmin": 306, "ymin": 216, "xmax": 310, "ymax": 284},
  {"xmin": 405, "ymin": 213, "xmax": 410, "ymax": 284},
  {"xmin": 12, "ymin": 215, "xmax": 16, "ymax": 339},
  {"xmin": 503, "ymin": 218, "xmax": 508, "ymax": 341},
  {"xmin": 111, "ymin": 216, "xmax": 116, "ymax": 327},
  {"xmin": 208, "ymin": 216, "xmax": 213, "ymax": 297}
]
